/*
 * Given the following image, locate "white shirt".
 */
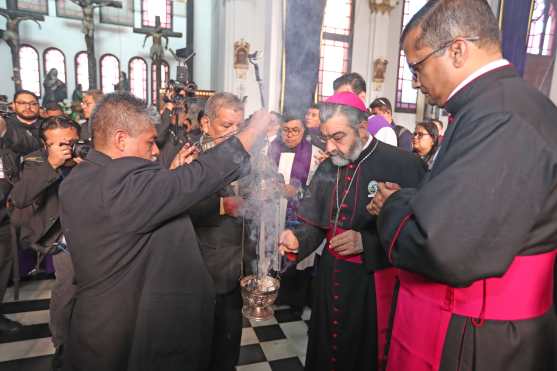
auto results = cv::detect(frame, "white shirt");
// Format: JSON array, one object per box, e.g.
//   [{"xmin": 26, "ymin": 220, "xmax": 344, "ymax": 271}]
[{"xmin": 447, "ymin": 59, "xmax": 510, "ymax": 101}]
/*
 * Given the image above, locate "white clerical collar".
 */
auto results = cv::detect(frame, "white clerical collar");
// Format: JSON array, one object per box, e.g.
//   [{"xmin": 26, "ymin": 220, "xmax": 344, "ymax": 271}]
[
  {"xmin": 362, "ymin": 135, "xmax": 373, "ymax": 150},
  {"xmin": 447, "ymin": 59, "xmax": 510, "ymax": 101}
]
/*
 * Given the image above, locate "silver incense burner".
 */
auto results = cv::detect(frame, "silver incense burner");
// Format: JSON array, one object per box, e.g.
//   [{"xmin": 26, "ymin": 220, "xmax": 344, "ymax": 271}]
[{"xmin": 240, "ymin": 275, "xmax": 280, "ymax": 321}]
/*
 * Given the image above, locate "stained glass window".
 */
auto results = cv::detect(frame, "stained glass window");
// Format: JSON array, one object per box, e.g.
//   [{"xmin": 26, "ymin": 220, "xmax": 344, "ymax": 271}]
[
  {"xmin": 19, "ymin": 45, "xmax": 41, "ymax": 97},
  {"xmin": 395, "ymin": 0, "xmax": 428, "ymax": 112},
  {"xmin": 316, "ymin": 0, "xmax": 354, "ymax": 100},
  {"xmin": 44, "ymin": 48, "xmax": 67, "ymax": 84},
  {"xmin": 142, "ymin": 0, "xmax": 172, "ymax": 29},
  {"xmin": 151, "ymin": 61, "xmax": 169, "ymax": 105},
  {"xmin": 129, "ymin": 57, "xmax": 148, "ymax": 101},
  {"xmin": 75, "ymin": 51, "xmax": 90, "ymax": 92},
  {"xmin": 100, "ymin": 54, "xmax": 120, "ymax": 94}
]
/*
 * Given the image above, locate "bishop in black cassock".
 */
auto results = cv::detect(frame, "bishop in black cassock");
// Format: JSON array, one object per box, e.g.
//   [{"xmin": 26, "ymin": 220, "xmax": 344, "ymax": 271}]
[{"xmin": 279, "ymin": 92, "xmax": 424, "ymax": 371}]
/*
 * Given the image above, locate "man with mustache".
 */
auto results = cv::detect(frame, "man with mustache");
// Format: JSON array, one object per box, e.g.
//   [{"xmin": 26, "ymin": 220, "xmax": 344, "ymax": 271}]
[{"xmin": 279, "ymin": 91, "xmax": 424, "ymax": 371}]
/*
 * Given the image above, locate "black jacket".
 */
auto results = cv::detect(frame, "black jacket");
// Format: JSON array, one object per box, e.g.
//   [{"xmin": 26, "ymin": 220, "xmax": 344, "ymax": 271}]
[
  {"xmin": 59, "ymin": 137, "xmax": 250, "ymax": 371},
  {"xmin": 0, "ymin": 116, "xmax": 41, "ymax": 225},
  {"xmin": 190, "ymin": 180, "xmax": 255, "ymax": 294},
  {"xmin": 10, "ymin": 149, "xmax": 67, "ymax": 251}
]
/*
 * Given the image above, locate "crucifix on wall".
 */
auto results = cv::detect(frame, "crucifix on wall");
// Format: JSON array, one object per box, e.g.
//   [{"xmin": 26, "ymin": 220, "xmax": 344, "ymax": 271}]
[
  {"xmin": 0, "ymin": 8, "xmax": 44, "ymax": 91},
  {"xmin": 134, "ymin": 16, "xmax": 182, "ymax": 106},
  {"xmin": 70, "ymin": 0, "xmax": 122, "ymax": 90}
]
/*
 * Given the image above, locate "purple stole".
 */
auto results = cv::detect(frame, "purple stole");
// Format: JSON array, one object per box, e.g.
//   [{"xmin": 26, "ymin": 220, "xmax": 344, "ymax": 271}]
[{"xmin": 268, "ymin": 138, "xmax": 313, "ymax": 221}]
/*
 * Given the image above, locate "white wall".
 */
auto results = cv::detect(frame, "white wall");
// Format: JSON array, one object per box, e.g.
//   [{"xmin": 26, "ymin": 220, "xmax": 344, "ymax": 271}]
[
  {"xmin": 0, "ymin": 0, "xmax": 189, "ymax": 103},
  {"xmin": 211, "ymin": 0, "xmax": 283, "ymax": 115}
]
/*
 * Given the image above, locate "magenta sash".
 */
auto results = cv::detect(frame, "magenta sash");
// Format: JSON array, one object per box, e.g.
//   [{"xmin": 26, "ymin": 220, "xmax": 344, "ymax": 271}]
[
  {"xmin": 386, "ymin": 250, "xmax": 557, "ymax": 371},
  {"xmin": 326, "ymin": 228, "xmax": 397, "ymax": 369}
]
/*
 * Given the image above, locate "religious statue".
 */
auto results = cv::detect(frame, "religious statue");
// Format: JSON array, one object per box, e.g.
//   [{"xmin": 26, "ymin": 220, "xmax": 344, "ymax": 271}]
[
  {"xmin": 114, "ymin": 71, "xmax": 130, "ymax": 93},
  {"xmin": 0, "ymin": 9, "xmax": 44, "ymax": 91},
  {"xmin": 373, "ymin": 57, "xmax": 388, "ymax": 91},
  {"xmin": 142, "ymin": 17, "xmax": 169, "ymax": 63},
  {"xmin": 72, "ymin": 83, "xmax": 84, "ymax": 103},
  {"xmin": 234, "ymin": 39, "xmax": 250, "ymax": 79},
  {"xmin": 70, "ymin": 0, "xmax": 122, "ymax": 89},
  {"xmin": 70, "ymin": 0, "xmax": 122, "ymax": 37},
  {"xmin": 43, "ymin": 68, "xmax": 67, "ymax": 106},
  {"xmin": 134, "ymin": 16, "xmax": 182, "ymax": 106}
]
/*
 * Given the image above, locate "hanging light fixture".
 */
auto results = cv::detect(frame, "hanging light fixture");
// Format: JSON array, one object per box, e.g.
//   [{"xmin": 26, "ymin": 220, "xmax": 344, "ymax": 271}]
[{"xmin": 369, "ymin": 0, "xmax": 399, "ymax": 14}]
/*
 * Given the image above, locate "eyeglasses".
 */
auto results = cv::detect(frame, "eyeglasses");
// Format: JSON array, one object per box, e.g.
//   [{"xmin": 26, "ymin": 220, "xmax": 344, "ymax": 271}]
[
  {"xmin": 408, "ymin": 36, "xmax": 480, "ymax": 80},
  {"xmin": 282, "ymin": 127, "xmax": 302, "ymax": 135},
  {"xmin": 15, "ymin": 101, "xmax": 39, "ymax": 108},
  {"xmin": 319, "ymin": 131, "xmax": 347, "ymax": 144},
  {"xmin": 412, "ymin": 132, "xmax": 430, "ymax": 139}
]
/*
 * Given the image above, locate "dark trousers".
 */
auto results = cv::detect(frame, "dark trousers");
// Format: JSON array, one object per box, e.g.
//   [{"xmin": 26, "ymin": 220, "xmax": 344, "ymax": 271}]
[
  {"xmin": 50, "ymin": 251, "xmax": 76, "ymax": 348},
  {"xmin": 208, "ymin": 286, "xmax": 243, "ymax": 371},
  {"xmin": 0, "ymin": 224, "xmax": 12, "ymax": 306}
]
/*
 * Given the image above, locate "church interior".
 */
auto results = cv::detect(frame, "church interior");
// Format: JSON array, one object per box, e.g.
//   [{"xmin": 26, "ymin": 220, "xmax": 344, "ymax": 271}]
[{"xmin": 0, "ymin": 0, "xmax": 556, "ymax": 370}]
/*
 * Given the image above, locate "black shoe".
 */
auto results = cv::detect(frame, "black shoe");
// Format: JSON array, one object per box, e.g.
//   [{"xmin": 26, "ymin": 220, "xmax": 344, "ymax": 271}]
[
  {"xmin": 0, "ymin": 315, "xmax": 22, "ymax": 333},
  {"xmin": 52, "ymin": 345, "xmax": 64, "ymax": 371}
]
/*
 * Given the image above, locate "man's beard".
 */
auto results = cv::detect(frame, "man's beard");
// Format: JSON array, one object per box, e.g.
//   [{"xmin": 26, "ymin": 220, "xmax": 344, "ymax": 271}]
[
  {"xmin": 330, "ymin": 138, "xmax": 364, "ymax": 167},
  {"xmin": 17, "ymin": 111, "xmax": 39, "ymax": 121}
]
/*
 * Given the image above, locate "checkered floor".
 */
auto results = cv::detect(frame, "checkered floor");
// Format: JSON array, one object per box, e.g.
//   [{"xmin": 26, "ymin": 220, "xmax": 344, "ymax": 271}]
[
  {"xmin": 0, "ymin": 277, "xmax": 310, "ymax": 371},
  {"xmin": 237, "ymin": 306, "xmax": 310, "ymax": 371}
]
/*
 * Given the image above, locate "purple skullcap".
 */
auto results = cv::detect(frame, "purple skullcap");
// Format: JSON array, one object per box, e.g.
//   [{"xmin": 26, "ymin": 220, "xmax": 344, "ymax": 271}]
[
  {"xmin": 367, "ymin": 114, "xmax": 390, "ymax": 136},
  {"xmin": 325, "ymin": 92, "xmax": 367, "ymax": 113}
]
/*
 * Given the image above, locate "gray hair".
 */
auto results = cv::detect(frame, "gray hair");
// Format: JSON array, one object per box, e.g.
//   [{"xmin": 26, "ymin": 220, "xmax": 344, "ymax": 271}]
[
  {"xmin": 205, "ymin": 92, "xmax": 244, "ymax": 121},
  {"xmin": 401, "ymin": 0, "xmax": 501, "ymax": 51},
  {"xmin": 91, "ymin": 92, "xmax": 156, "ymax": 147},
  {"xmin": 318, "ymin": 103, "xmax": 368, "ymax": 130}
]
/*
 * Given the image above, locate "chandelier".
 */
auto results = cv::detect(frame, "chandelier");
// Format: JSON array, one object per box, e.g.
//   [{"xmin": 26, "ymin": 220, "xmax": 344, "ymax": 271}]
[{"xmin": 369, "ymin": 0, "xmax": 399, "ymax": 14}]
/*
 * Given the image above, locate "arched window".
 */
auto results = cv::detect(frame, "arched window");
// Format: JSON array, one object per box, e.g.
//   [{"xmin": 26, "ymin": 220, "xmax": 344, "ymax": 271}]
[
  {"xmin": 151, "ymin": 61, "xmax": 169, "ymax": 105},
  {"xmin": 44, "ymin": 48, "xmax": 67, "ymax": 84},
  {"xmin": 75, "ymin": 51, "xmax": 90, "ymax": 91},
  {"xmin": 100, "ymin": 54, "xmax": 121, "ymax": 94},
  {"xmin": 19, "ymin": 45, "xmax": 41, "ymax": 97},
  {"xmin": 129, "ymin": 57, "xmax": 148, "ymax": 101},
  {"xmin": 316, "ymin": 0, "xmax": 355, "ymax": 100},
  {"xmin": 395, "ymin": 0, "xmax": 429, "ymax": 112},
  {"xmin": 16, "ymin": 0, "xmax": 48, "ymax": 14},
  {"xmin": 527, "ymin": 0, "xmax": 557, "ymax": 56},
  {"xmin": 141, "ymin": 0, "xmax": 172, "ymax": 29}
]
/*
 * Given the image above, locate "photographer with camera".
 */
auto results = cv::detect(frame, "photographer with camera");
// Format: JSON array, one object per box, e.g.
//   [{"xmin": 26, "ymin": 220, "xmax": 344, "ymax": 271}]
[
  {"xmin": 157, "ymin": 82, "xmax": 199, "ymax": 168},
  {"xmin": 9, "ymin": 116, "xmax": 83, "ymax": 370}
]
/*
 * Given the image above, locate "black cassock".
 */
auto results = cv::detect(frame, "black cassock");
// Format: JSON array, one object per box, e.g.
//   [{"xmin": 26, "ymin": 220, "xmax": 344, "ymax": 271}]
[
  {"xmin": 378, "ymin": 65, "xmax": 557, "ymax": 371},
  {"xmin": 59, "ymin": 138, "xmax": 250, "ymax": 371},
  {"xmin": 292, "ymin": 139, "xmax": 424, "ymax": 371}
]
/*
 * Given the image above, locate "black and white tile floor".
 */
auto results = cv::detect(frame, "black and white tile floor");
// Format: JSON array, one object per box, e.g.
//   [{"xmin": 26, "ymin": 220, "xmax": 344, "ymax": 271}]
[{"xmin": 0, "ymin": 278, "xmax": 310, "ymax": 371}]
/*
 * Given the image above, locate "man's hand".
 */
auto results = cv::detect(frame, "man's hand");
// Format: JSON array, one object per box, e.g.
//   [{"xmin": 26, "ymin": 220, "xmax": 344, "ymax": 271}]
[
  {"xmin": 329, "ymin": 230, "xmax": 363, "ymax": 256},
  {"xmin": 222, "ymin": 196, "xmax": 244, "ymax": 217},
  {"xmin": 236, "ymin": 110, "xmax": 274, "ymax": 152},
  {"xmin": 278, "ymin": 229, "xmax": 300, "ymax": 255},
  {"xmin": 48, "ymin": 142, "xmax": 73, "ymax": 169},
  {"xmin": 366, "ymin": 182, "xmax": 401, "ymax": 215},
  {"xmin": 284, "ymin": 184, "xmax": 298, "ymax": 198},
  {"xmin": 169, "ymin": 144, "xmax": 198, "ymax": 170},
  {"xmin": 313, "ymin": 150, "xmax": 329, "ymax": 166}
]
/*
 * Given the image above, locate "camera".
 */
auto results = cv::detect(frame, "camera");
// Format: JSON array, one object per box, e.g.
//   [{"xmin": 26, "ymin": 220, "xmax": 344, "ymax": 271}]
[{"xmin": 71, "ymin": 139, "xmax": 91, "ymax": 159}]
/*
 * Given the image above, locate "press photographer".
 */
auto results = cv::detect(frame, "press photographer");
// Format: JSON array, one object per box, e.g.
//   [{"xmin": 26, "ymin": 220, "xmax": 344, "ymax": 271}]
[
  {"xmin": 157, "ymin": 81, "xmax": 199, "ymax": 168},
  {"xmin": 9, "ymin": 116, "xmax": 83, "ymax": 370}
]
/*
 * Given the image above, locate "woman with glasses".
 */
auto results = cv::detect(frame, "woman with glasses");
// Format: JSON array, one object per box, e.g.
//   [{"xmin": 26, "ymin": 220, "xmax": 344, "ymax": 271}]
[{"xmin": 412, "ymin": 120, "xmax": 439, "ymax": 170}]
